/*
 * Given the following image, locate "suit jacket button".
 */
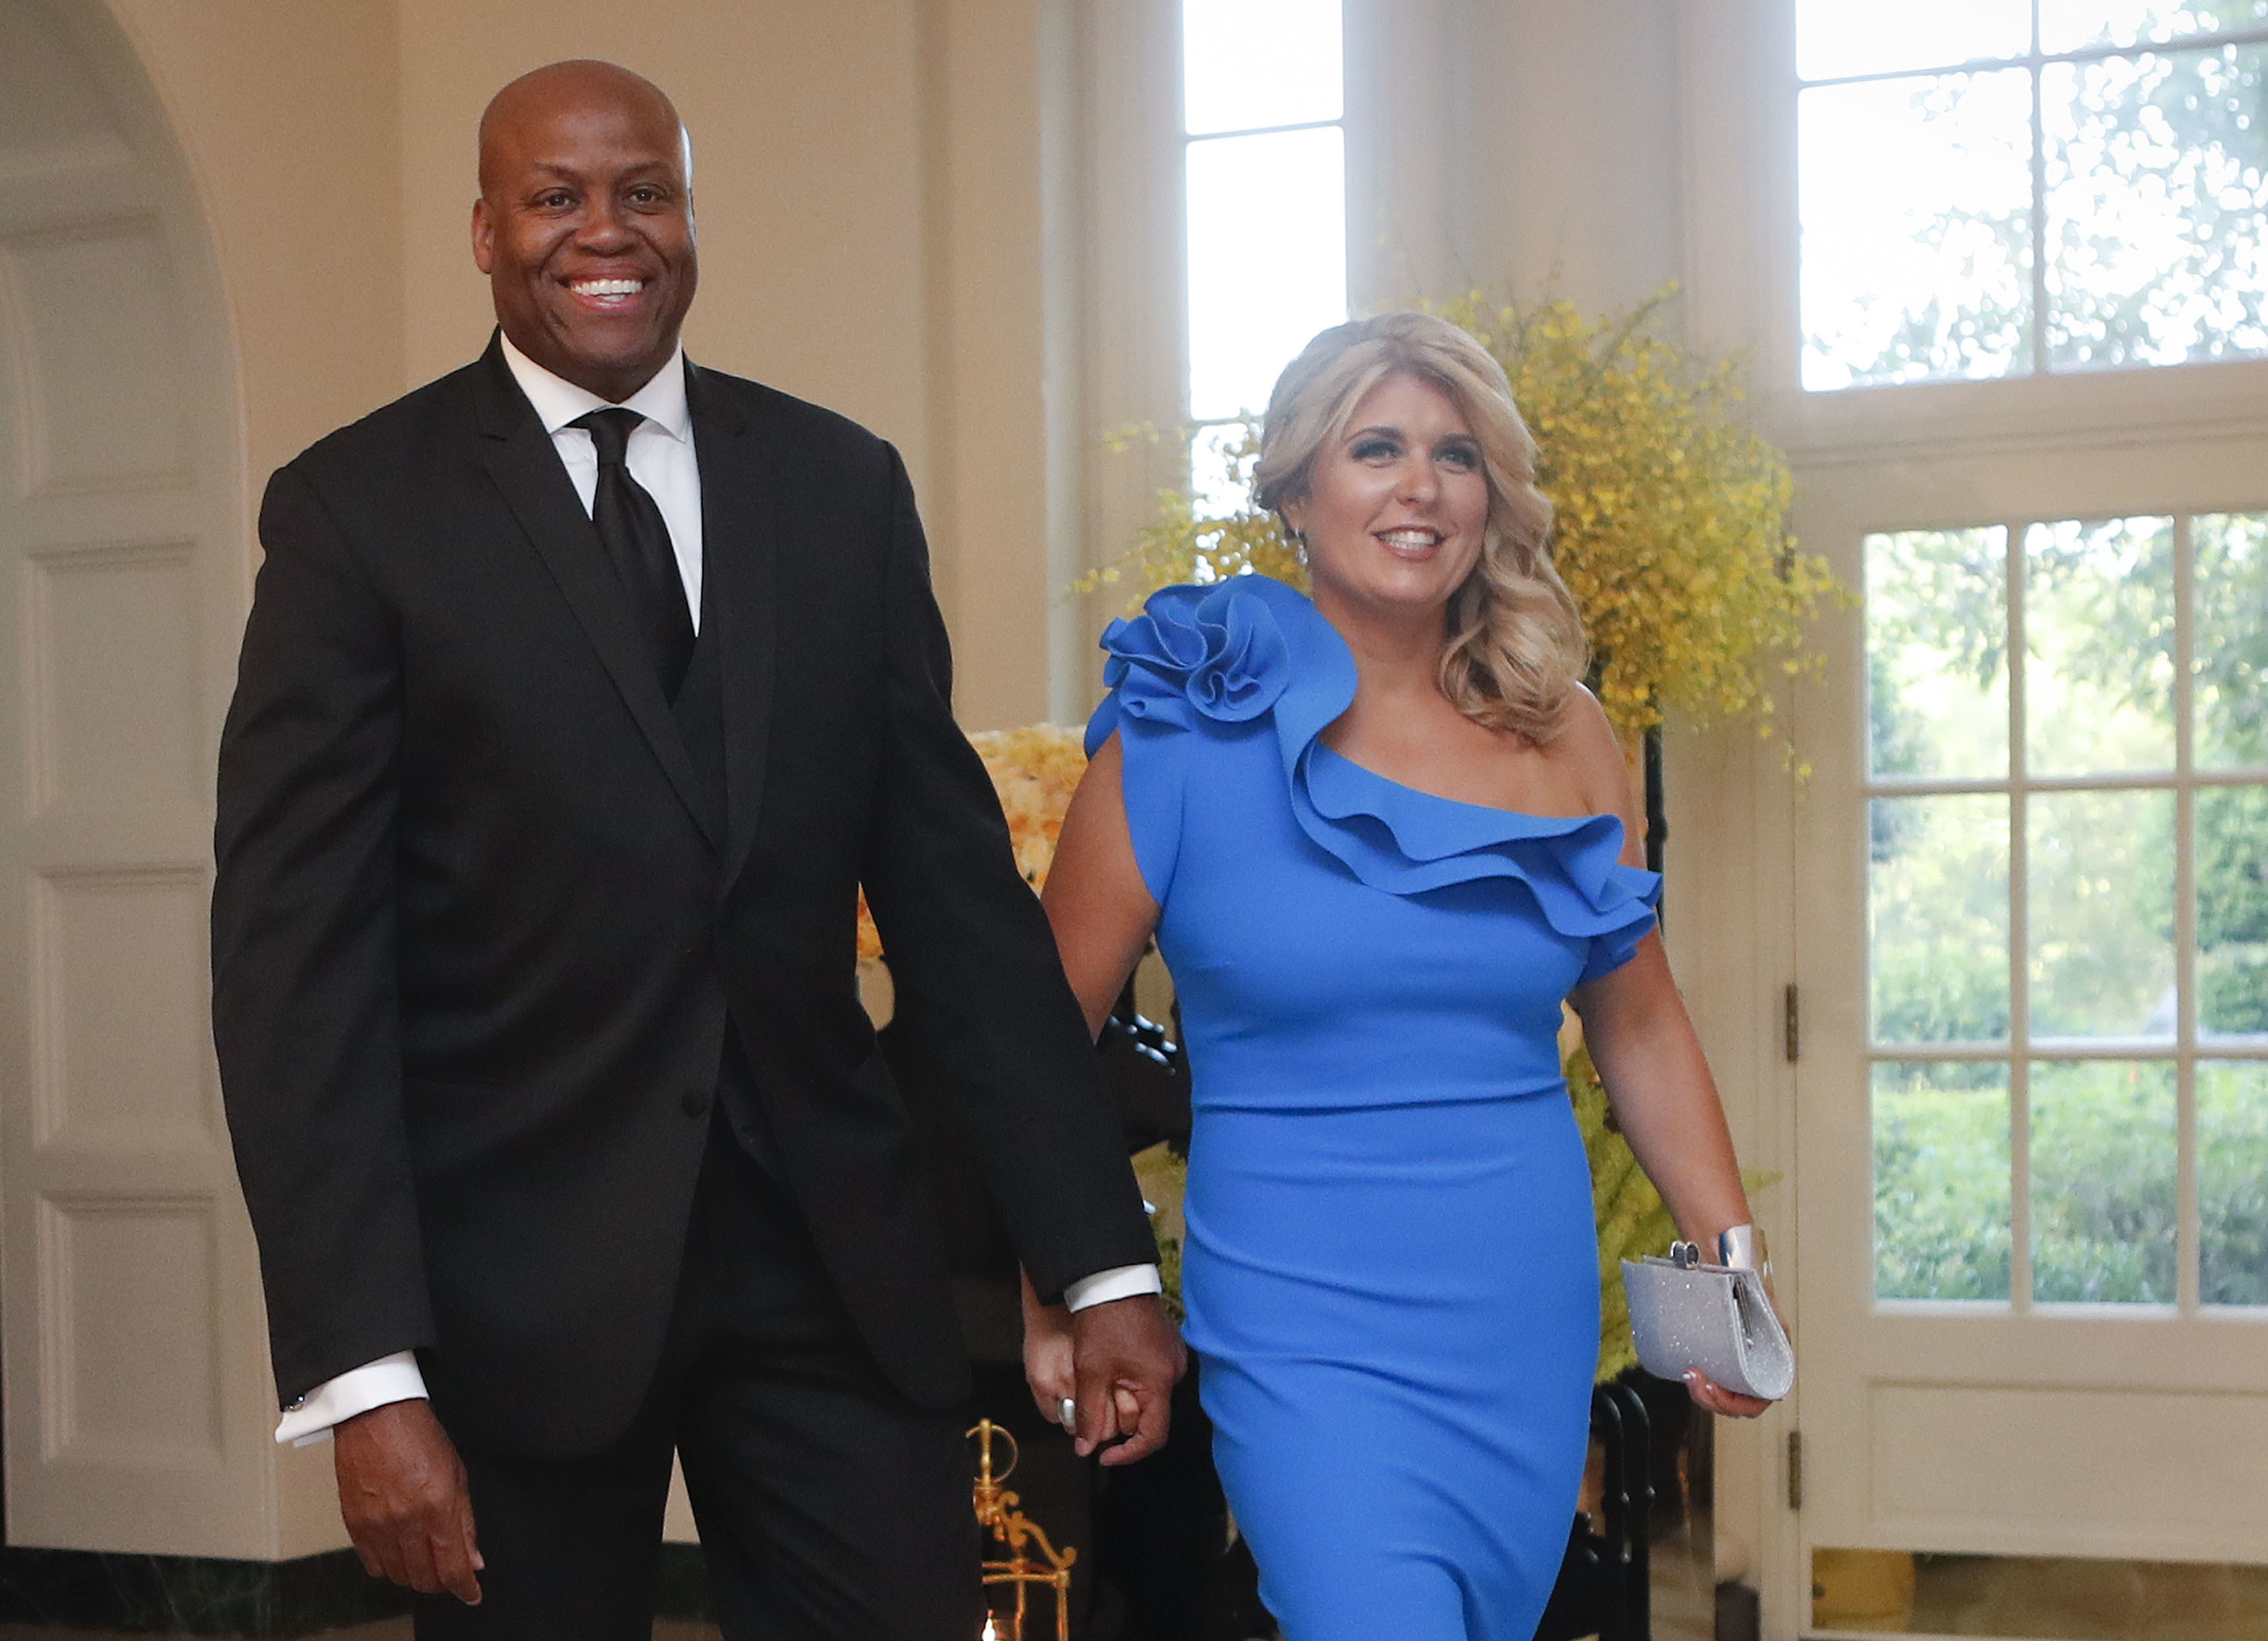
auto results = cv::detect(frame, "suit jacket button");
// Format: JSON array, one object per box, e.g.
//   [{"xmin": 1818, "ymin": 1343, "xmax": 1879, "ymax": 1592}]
[{"xmin": 681, "ymin": 1089, "xmax": 710, "ymax": 1117}]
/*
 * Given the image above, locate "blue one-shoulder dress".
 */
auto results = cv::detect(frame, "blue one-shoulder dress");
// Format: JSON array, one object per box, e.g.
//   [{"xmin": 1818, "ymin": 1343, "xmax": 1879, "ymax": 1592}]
[{"xmin": 1085, "ymin": 575, "xmax": 1661, "ymax": 1641}]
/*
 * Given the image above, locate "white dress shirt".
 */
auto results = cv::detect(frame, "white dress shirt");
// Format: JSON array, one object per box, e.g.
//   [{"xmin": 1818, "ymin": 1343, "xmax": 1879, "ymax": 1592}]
[
  {"xmin": 498, "ymin": 332, "xmax": 706, "ymax": 625},
  {"xmin": 273, "ymin": 340, "xmax": 1158, "ymax": 1445}
]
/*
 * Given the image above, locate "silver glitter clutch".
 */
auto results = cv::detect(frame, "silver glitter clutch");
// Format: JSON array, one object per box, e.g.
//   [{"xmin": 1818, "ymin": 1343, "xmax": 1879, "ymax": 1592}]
[{"xmin": 1620, "ymin": 1246, "xmax": 1795, "ymax": 1401}]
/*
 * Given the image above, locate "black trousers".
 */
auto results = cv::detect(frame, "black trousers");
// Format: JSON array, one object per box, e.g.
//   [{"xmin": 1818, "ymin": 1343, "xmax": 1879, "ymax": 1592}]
[{"xmin": 414, "ymin": 1111, "xmax": 983, "ymax": 1641}]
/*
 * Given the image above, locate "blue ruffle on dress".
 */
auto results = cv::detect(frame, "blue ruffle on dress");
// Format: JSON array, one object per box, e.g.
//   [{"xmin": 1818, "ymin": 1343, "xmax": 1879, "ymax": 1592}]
[{"xmin": 1087, "ymin": 573, "xmax": 1660, "ymax": 1641}]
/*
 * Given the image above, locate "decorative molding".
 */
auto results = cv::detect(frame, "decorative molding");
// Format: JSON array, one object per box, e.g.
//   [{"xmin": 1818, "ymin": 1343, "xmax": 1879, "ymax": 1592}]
[
  {"xmin": 28, "ymin": 864, "xmax": 216, "ymax": 1151},
  {"xmin": 0, "ymin": 215, "xmax": 194, "ymax": 499},
  {"xmin": 22, "ymin": 539, "xmax": 201, "ymax": 819},
  {"xmin": 36, "ymin": 1191, "xmax": 224, "ymax": 1467},
  {"xmin": 0, "ymin": 132, "xmax": 133, "ymax": 182},
  {"xmin": 1064, "ymin": 0, "xmax": 1185, "ymax": 720},
  {"xmin": 0, "ymin": 0, "xmax": 261, "ymax": 1562},
  {"xmin": 1774, "ymin": 360, "xmax": 2268, "ymax": 470}
]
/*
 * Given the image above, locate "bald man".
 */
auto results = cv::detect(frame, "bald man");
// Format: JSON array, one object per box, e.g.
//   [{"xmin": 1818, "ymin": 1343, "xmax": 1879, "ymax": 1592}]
[{"xmin": 214, "ymin": 61, "xmax": 1180, "ymax": 1640}]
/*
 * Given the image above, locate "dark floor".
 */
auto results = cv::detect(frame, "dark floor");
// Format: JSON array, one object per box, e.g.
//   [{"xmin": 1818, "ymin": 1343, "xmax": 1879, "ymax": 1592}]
[{"xmin": 0, "ymin": 1528, "xmax": 1718, "ymax": 1641}]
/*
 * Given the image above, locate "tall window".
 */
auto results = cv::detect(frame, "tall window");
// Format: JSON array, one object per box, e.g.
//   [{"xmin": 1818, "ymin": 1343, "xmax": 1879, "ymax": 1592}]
[
  {"xmin": 1181, "ymin": 0, "xmax": 1348, "ymax": 511},
  {"xmin": 1815, "ymin": 5, "xmax": 2268, "ymax": 1313},
  {"xmin": 1797, "ymin": 1, "xmax": 2268, "ymax": 391},
  {"xmin": 1866, "ymin": 512, "xmax": 2268, "ymax": 1309}
]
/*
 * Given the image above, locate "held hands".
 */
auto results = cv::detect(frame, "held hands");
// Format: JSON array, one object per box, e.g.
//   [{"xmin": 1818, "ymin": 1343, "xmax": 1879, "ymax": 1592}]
[
  {"xmin": 334, "ymin": 1399, "xmax": 483, "ymax": 1604},
  {"xmin": 1022, "ymin": 1279, "xmax": 1186, "ymax": 1466}
]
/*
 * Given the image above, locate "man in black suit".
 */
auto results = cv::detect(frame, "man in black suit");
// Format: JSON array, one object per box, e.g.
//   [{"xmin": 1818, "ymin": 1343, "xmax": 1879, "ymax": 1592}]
[{"xmin": 212, "ymin": 60, "xmax": 1180, "ymax": 1640}]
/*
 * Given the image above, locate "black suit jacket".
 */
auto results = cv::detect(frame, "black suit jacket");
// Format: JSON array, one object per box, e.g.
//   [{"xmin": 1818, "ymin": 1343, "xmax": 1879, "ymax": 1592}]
[{"xmin": 212, "ymin": 336, "xmax": 1154, "ymax": 1456}]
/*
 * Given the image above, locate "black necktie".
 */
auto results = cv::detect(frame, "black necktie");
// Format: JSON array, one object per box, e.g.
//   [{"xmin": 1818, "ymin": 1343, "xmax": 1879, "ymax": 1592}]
[{"xmin": 571, "ymin": 408, "xmax": 695, "ymax": 700}]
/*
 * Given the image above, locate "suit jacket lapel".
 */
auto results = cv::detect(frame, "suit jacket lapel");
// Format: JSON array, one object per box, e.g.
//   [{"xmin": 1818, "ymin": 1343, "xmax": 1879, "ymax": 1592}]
[
  {"xmin": 470, "ymin": 336, "xmax": 719, "ymax": 854},
  {"xmin": 687, "ymin": 360, "xmax": 777, "ymax": 893}
]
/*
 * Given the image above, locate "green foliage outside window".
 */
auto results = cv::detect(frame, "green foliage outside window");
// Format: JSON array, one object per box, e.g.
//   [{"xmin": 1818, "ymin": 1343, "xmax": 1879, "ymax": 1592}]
[
  {"xmin": 1867, "ymin": 513, "xmax": 2268, "ymax": 1305},
  {"xmin": 2200, "ymin": 1063, "xmax": 2268, "ymax": 1306},
  {"xmin": 2030, "ymin": 1062, "xmax": 2180, "ymax": 1305},
  {"xmin": 1874, "ymin": 1061, "xmax": 2268, "ymax": 1307},
  {"xmin": 1873, "ymin": 1068, "xmax": 2013, "ymax": 1302}
]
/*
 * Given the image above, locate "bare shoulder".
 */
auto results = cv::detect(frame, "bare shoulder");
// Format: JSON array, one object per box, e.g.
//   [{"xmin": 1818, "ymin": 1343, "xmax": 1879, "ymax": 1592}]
[{"xmin": 1551, "ymin": 685, "xmax": 1641, "ymax": 828}]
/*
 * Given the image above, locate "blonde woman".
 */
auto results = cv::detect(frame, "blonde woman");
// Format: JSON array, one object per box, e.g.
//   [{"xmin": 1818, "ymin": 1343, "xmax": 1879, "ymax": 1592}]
[{"xmin": 1026, "ymin": 312, "xmax": 1772, "ymax": 1639}]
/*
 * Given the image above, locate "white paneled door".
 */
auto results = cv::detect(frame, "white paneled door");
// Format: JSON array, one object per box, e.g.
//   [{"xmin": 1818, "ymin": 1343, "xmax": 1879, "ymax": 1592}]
[
  {"xmin": 1790, "ymin": 436, "xmax": 2268, "ymax": 1583},
  {"xmin": 0, "ymin": 0, "xmax": 321, "ymax": 1556}
]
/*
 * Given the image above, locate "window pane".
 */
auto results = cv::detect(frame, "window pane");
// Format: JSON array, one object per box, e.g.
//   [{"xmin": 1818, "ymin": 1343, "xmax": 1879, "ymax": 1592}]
[
  {"xmin": 2039, "ymin": 0, "xmax": 2268, "ymax": 52},
  {"xmin": 1873, "ymin": 1060, "xmax": 2013, "ymax": 1301},
  {"xmin": 2031, "ymin": 1060, "xmax": 2177, "ymax": 1303},
  {"xmin": 1799, "ymin": 71, "xmax": 2035, "ymax": 390},
  {"xmin": 2043, "ymin": 46, "xmax": 2268, "ymax": 370},
  {"xmin": 2198, "ymin": 787, "xmax": 2268, "ymax": 1037},
  {"xmin": 1186, "ymin": 126, "xmax": 1346, "ymax": 419},
  {"xmin": 1867, "ymin": 528, "xmax": 2010, "ymax": 779},
  {"xmin": 1189, "ymin": 422, "xmax": 1256, "ymax": 520},
  {"xmin": 1183, "ymin": 0, "xmax": 1342, "ymax": 136},
  {"xmin": 2193, "ymin": 513, "xmax": 2268, "ymax": 770},
  {"xmin": 2199, "ymin": 1060, "xmax": 2268, "ymax": 1305},
  {"xmin": 2024, "ymin": 517, "xmax": 2176, "ymax": 775},
  {"xmin": 1872, "ymin": 795, "xmax": 2012, "ymax": 1044},
  {"xmin": 1797, "ymin": 0, "xmax": 2031, "ymax": 82},
  {"xmin": 2028, "ymin": 790, "xmax": 2177, "ymax": 1040}
]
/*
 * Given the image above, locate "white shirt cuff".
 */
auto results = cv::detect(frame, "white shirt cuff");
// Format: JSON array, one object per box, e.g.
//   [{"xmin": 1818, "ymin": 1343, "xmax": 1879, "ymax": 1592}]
[
  {"xmin": 1062, "ymin": 1263, "xmax": 1163, "ymax": 1311},
  {"xmin": 268, "ymin": 1270, "xmax": 1163, "ymax": 1442},
  {"xmin": 273, "ymin": 1350, "xmax": 428, "ymax": 1447}
]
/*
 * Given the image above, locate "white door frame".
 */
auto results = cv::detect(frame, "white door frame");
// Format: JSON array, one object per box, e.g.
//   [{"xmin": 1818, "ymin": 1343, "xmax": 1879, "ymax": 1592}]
[
  {"xmin": 1789, "ymin": 438, "xmax": 2268, "ymax": 1573},
  {"xmin": 0, "ymin": 0, "xmax": 337, "ymax": 1559},
  {"xmin": 1679, "ymin": 5, "xmax": 2268, "ymax": 1633}
]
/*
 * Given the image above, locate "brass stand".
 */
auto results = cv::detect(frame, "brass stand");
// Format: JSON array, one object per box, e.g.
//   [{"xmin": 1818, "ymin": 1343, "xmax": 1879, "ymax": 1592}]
[{"xmin": 968, "ymin": 1419, "xmax": 1076, "ymax": 1641}]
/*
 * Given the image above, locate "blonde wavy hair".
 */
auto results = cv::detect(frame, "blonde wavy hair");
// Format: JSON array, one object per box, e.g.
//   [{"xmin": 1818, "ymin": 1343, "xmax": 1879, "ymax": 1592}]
[{"xmin": 1254, "ymin": 311, "xmax": 1587, "ymax": 743}]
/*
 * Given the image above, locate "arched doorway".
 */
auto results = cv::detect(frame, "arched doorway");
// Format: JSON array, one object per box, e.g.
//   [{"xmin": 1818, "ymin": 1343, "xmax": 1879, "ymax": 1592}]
[{"xmin": 0, "ymin": 0, "xmax": 284, "ymax": 1557}]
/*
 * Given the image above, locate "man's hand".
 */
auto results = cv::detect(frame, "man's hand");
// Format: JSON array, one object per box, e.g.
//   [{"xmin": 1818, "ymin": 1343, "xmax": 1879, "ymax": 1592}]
[
  {"xmin": 1067, "ymin": 1294, "xmax": 1185, "ymax": 1466},
  {"xmin": 334, "ymin": 1399, "xmax": 483, "ymax": 1604}
]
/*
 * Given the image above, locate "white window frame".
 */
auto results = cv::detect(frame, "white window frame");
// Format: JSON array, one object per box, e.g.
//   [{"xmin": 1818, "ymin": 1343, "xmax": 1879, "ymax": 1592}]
[
  {"xmin": 1683, "ymin": 7, "xmax": 2268, "ymax": 1633},
  {"xmin": 1060, "ymin": 0, "xmax": 1447, "ymax": 683},
  {"xmin": 1682, "ymin": 1, "xmax": 2268, "ymax": 468},
  {"xmin": 1796, "ymin": 13, "xmax": 2268, "ymax": 392},
  {"xmin": 1863, "ymin": 510, "xmax": 2268, "ymax": 1318}
]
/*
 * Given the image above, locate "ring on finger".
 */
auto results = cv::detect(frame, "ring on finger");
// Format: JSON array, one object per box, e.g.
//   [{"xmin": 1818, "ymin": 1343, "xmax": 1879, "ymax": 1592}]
[{"xmin": 1058, "ymin": 1396, "xmax": 1077, "ymax": 1432}]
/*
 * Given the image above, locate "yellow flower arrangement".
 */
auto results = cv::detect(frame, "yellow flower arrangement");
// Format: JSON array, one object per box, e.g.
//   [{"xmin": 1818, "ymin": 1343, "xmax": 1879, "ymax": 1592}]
[
  {"xmin": 971, "ymin": 724, "xmax": 1091, "ymax": 889},
  {"xmin": 1085, "ymin": 287, "xmax": 1844, "ymax": 746},
  {"xmin": 1083, "ymin": 421, "xmax": 1300, "ymax": 597},
  {"xmin": 1577, "ymin": 1042, "xmax": 1779, "ymax": 1380},
  {"xmin": 854, "ymin": 724, "xmax": 1087, "ymax": 963},
  {"xmin": 1571, "ymin": 1044, "xmax": 1674, "ymax": 1381}
]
